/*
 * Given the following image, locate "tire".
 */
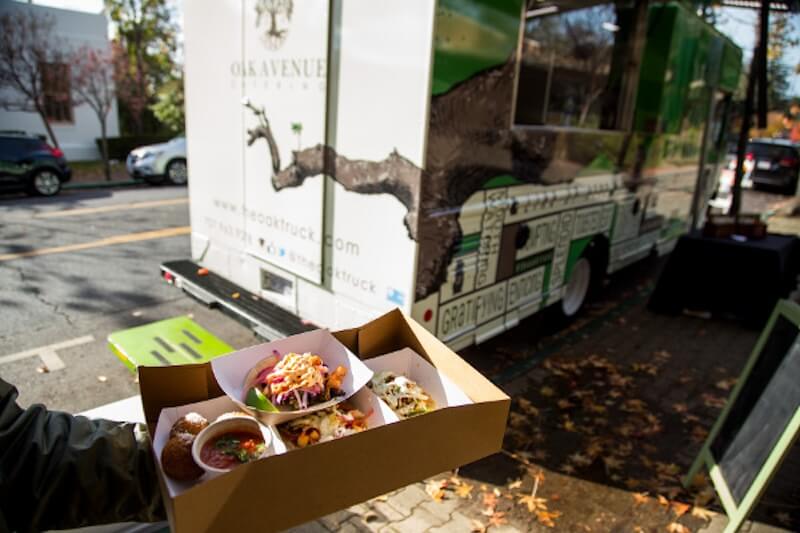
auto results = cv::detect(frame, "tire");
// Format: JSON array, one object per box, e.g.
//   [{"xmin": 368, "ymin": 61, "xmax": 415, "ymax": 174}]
[
  {"xmin": 560, "ymin": 257, "xmax": 592, "ymax": 318},
  {"xmin": 30, "ymin": 169, "xmax": 62, "ymax": 196},
  {"xmin": 551, "ymin": 238, "xmax": 608, "ymax": 322},
  {"xmin": 166, "ymin": 158, "xmax": 188, "ymax": 185}
]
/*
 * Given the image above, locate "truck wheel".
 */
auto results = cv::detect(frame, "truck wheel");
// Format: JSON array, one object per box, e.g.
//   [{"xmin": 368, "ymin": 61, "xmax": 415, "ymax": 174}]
[
  {"xmin": 30, "ymin": 169, "xmax": 62, "ymax": 196},
  {"xmin": 550, "ymin": 238, "xmax": 607, "ymax": 323},
  {"xmin": 561, "ymin": 257, "xmax": 592, "ymax": 317},
  {"xmin": 166, "ymin": 159, "xmax": 188, "ymax": 185}
]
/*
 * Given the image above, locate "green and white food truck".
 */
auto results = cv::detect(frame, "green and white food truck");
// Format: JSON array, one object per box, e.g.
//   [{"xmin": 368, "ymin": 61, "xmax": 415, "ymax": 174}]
[{"xmin": 170, "ymin": 0, "xmax": 741, "ymax": 348}]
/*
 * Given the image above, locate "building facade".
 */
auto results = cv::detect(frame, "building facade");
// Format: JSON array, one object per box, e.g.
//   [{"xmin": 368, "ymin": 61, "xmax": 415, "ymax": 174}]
[{"xmin": 0, "ymin": 1, "xmax": 120, "ymax": 161}]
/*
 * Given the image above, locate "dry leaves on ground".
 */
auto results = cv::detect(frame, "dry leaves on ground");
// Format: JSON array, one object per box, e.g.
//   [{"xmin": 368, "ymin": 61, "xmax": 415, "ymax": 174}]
[
  {"xmin": 632, "ymin": 492, "xmax": 649, "ymax": 506},
  {"xmin": 691, "ymin": 506, "xmax": 715, "ymax": 521},
  {"xmin": 671, "ymin": 501, "xmax": 690, "ymax": 518},
  {"xmin": 666, "ymin": 522, "xmax": 690, "ymax": 533}
]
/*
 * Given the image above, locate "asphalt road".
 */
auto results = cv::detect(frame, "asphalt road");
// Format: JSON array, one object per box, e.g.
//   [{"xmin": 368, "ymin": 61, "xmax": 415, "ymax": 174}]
[
  {"xmin": 0, "ymin": 185, "xmax": 797, "ymax": 417},
  {"xmin": 0, "ymin": 186, "xmax": 257, "ymax": 413}
]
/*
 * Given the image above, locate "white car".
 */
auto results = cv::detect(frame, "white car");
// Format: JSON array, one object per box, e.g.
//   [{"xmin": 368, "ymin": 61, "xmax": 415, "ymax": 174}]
[{"xmin": 126, "ymin": 136, "xmax": 188, "ymax": 185}]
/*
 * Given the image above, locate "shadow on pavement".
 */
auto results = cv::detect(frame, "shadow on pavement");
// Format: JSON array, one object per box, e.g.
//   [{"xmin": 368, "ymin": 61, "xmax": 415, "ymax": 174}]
[{"xmin": 455, "ymin": 257, "xmax": 798, "ymax": 532}]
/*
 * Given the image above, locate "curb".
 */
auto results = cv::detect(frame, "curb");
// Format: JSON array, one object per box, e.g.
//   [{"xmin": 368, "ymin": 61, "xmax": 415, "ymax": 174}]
[{"xmin": 64, "ymin": 180, "xmax": 143, "ymax": 190}]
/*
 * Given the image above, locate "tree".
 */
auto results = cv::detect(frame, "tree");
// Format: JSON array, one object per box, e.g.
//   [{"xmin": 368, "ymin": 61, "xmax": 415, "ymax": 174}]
[
  {"xmin": 71, "ymin": 46, "xmax": 116, "ymax": 181},
  {"xmin": 105, "ymin": 0, "xmax": 178, "ymax": 134},
  {"xmin": 0, "ymin": 9, "xmax": 64, "ymax": 148},
  {"xmin": 766, "ymin": 13, "xmax": 799, "ymax": 110},
  {"xmin": 151, "ymin": 74, "xmax": 184, "ymax": 133}
]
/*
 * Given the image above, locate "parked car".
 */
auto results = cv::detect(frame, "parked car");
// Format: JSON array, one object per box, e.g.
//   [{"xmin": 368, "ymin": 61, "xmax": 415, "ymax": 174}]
[
  {"xmin": 126, "ymin": 135, "xmax": 187, "ymax": 185},
  {"xmin": 746, "ymin": 138, "xmax": 800, "ymax": 195},
  {"xmin": 0, "ymin": 131, "xmax": 71, "ymax": 196}
]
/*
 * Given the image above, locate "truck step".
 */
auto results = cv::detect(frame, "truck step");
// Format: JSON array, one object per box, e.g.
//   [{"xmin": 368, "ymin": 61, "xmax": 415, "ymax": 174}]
[{"xmin": 160, "ymin": 260, "xmax": 315, "ymax": 340}]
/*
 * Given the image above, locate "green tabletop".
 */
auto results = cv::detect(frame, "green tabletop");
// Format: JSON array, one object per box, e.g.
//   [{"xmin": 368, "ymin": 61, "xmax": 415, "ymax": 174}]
[{"xmin": 108, "ymin": 316, "xmax": 233, "ymax": 371}]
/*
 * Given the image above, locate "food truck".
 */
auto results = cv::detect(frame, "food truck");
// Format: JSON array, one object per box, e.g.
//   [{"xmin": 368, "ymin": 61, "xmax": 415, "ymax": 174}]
[{"xmin": 167, "ymin": 0, "xmax": 741, "ymax": 348}]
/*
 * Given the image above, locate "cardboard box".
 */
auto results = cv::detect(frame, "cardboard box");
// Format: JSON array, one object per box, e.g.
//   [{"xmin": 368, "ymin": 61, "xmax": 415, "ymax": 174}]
[{"xmin": 139, "ymin": 309, "xmax": 510, "ymax": 532}]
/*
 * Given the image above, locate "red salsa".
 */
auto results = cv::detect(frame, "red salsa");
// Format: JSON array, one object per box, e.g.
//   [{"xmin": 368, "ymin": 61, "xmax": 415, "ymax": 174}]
[{"xmin": 200, "ymin": 431, "xmax": 266, "ymax": 470}]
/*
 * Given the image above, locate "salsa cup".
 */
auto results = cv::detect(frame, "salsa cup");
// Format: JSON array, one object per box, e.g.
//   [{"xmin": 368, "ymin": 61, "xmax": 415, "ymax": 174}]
[{"xmin": 192, "ymin": 416, "xmax": 272, "ymax": 477}]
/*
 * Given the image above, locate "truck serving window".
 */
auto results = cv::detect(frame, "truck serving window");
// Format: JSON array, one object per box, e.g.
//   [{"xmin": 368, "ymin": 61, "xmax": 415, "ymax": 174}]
[{"xmin": 514, "ymin": 1, "xmax": 636, "ymax": 130}]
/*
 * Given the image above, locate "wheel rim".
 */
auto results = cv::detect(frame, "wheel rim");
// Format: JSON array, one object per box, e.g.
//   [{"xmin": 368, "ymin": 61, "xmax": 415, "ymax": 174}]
[
  {"xmin": 562, "ymin": 258, "xmax": 591, "ymax": 317},
  {"xmin": 168, "ymin": 161, "xmax": 188, "ymax": 184},
  {"xmin": 34, "ymin": 171, "xmax": 60, "ymax": 195}
]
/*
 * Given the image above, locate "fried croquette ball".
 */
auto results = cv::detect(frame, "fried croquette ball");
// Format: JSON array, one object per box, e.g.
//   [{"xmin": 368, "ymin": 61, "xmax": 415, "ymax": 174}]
[
  {"xmin": 161, "ymin": 433, "xmax": 203, "ymax": 481},
  {"xmin": 169, "ymin": 412, "xmax": 208, "ymax": 438}
]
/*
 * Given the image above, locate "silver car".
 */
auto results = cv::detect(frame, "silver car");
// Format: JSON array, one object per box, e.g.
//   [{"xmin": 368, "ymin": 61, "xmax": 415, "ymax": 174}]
[{"xmin": 126, "ymin": 136, "xmax": 188, "ymax": 185}]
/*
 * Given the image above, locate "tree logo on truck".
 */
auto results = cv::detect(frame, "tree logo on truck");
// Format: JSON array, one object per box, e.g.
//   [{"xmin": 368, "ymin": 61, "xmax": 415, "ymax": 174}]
[{"xmin": 255, "ymin": 0, "xmax": 293, "ymax": 50}]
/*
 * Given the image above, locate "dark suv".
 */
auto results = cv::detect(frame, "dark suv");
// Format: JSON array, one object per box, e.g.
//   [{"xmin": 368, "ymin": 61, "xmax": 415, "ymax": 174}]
[
  {"xmin": 747, "ymin": 139, "xmax": 800, "ymax": 194},
  {"xmin": 0, "ymin": 131, "xmax": 72, "ymax": 196}
]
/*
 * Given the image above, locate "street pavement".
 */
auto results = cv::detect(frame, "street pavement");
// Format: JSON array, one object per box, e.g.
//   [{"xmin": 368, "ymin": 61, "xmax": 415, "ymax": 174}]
[{"xmin": 1, "ymin": 186, "xmax": 798, "ymax": 532}]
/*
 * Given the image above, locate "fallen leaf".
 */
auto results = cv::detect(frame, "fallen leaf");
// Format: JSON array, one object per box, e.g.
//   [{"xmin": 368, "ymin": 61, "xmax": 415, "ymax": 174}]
[
  {"xmin": 562, "ymin": 417, "xmax": 577, "ymax": 432},
  {"xmin": 488, "ymin": 512, "xmax": 507, "ymax": 527},
  {"xmin": 508, "ymin": 479, "xmax": 522, "ymax": 490},
  {"xmin": 508, "ymin": 412, "xmax": 527, "ymax": 428},
  {"xmin": 715, "ymin": 378, "xmax": 736, "ymax": 391},
  {"xmin": 691, "ymin": 425, "xmax": 708, "ymax": 442},
  {"xmin": 518, "ymin": 397, "xmax": 540, "ymax": 417},
  {"xmin": 671, "ymin": 501, "xmax": 690, "ymax": 518},
  {"xmin": 690, "ymin": 506, "xmax": 715, "ymax": 521},
  {"xmin": 371, "ymin": 494, "xmax": 389, "ymax": 502},
  {"xmin": 540, "ymin": 386, "xmax": 555, "ymax": 397},
  {"xmin": 132, "ymin": 310, "xmax": 143, "ymax": 317},
  {"xmin": 470, "ymin": 519, "xmax": 487, "ymax": 533},
  {"xmin": 557, "ymin": 398, "xmax": 575, "ymax": 409},
  {"xmin": 666, "ymin": 522, "xmax": 690, "ymax": 533},
  {"xmin": 97, "ymin": 375, "xmax": 107, "ymax": 383},
  {"xmin": 701, "ymin": 393, "xmax": 726, "ymax": 408},
  {"xmin": 425, "ymin": 480, "xmax": 447, "ymax": 502},
  {"xmin": 657, "ymin": 495, "xmax": 670, "ymax": 508},
  {"xmin": 231, "ymin": 292, "xmax": 240, "ymax": 299},
  {"xmin": 632, "ymin": 492, "xmax": 649, "ymax": 506},
  {"xmin": 455, "ymin": 483, "xmax": 474, "ymax": 499},
  {"xmin": 672, "ymin": 402, "xmax": 688, "ymax": 414},
  {"xmin": 569, "ymin": 452, "xmax": 592, "ymax": 467},
  {"xmin": 36, "ymin": 365, "xmax": 49, "ymax": 374},
  {"xmin": 197, "ymin": 267, "xmax": 209, "ymax": 276},
  {"xmin": 774, "ymin": 512, "xmax": 792, "ymax": 526},
  {"xmin": 518, "ymin": 494, "xmax": 548, "ymax": 513},
  {"xmin": 603, "ymin": 456, "xmax": 623, "ymax": 472},
  {"xmin": 536, "ymin": 509, "xmax": 562, "ymax": 528},
  {"xmin": 559, "ymin": 463, "xmax": 576, "ymax": 475},
  {"xmin": 482, "ymin": 492, "xmax": 498, "ymax": 508}
]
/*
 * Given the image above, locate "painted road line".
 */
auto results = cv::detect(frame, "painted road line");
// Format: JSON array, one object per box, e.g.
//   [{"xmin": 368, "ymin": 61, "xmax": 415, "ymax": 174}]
[
  {"xmin": 0, "ymin": 226, "xmax": 191, "ymax": 262},
  {"xmin": 34, "ymin": 197, "xmax": 188, "ymax": 218},
  {"xmin": 0, "ymin": 335, "xmax": 95, "ymax": 371}
]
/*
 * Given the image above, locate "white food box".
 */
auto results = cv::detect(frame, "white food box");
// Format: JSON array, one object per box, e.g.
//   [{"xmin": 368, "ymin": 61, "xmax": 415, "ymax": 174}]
[{"xmin": 211, "ymin": 329, "xmax": 373, "ymax": 424}]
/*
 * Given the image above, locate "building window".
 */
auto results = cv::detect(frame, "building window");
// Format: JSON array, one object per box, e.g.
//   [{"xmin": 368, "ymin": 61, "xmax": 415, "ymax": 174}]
[
  {"xmin": 514, "ymin": 2, "xmax": 636, "ymax": 130},
  {"xmin": 40, "ymin": 62, "xmax": 73, "ymax": 123}
]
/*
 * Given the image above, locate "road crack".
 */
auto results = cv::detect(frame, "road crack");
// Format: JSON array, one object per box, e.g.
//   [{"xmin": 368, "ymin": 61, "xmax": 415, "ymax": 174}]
[{"xmin": 12, "ymin": 265, "xmax": 77, "ymax": 328}]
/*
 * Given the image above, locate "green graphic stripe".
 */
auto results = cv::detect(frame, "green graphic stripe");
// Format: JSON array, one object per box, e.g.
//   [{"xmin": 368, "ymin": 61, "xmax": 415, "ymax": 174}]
[
  {"xmin": 483, "ymin": 174, "xmax": 524, "ymax": 190},
  {"xmin": 515, "ymin": 250, "xmax": 554, "ymax": 275},
  {"xmin": 455, "ymin": 235, "xmax": 481, "ymax": 256},
  {"xmin": 432, "ymin": 0, "xmax": 523, "ymax": 95}
]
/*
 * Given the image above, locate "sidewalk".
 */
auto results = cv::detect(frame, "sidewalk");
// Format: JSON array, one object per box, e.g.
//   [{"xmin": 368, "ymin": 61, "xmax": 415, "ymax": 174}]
[{"xmin": 291, "ymin": 260, "xmax": 797, "ymax": 532}]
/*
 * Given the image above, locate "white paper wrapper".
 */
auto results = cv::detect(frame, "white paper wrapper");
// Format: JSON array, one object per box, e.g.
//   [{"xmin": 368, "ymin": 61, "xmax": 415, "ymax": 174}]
[
  {"xmin": 278, "ymin": 387, "xmax": 400, "ymax": 449},
  {"xmin": 152, "ymin": 396, "xmax": 287, "ymax": 498},
  {"xmin": 211, "ymin": 329, "xmax": 374, "ymax": 425},
  {"xmin": 364, "ymin": 348, "xmax": 473, "ymax": 416}
]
